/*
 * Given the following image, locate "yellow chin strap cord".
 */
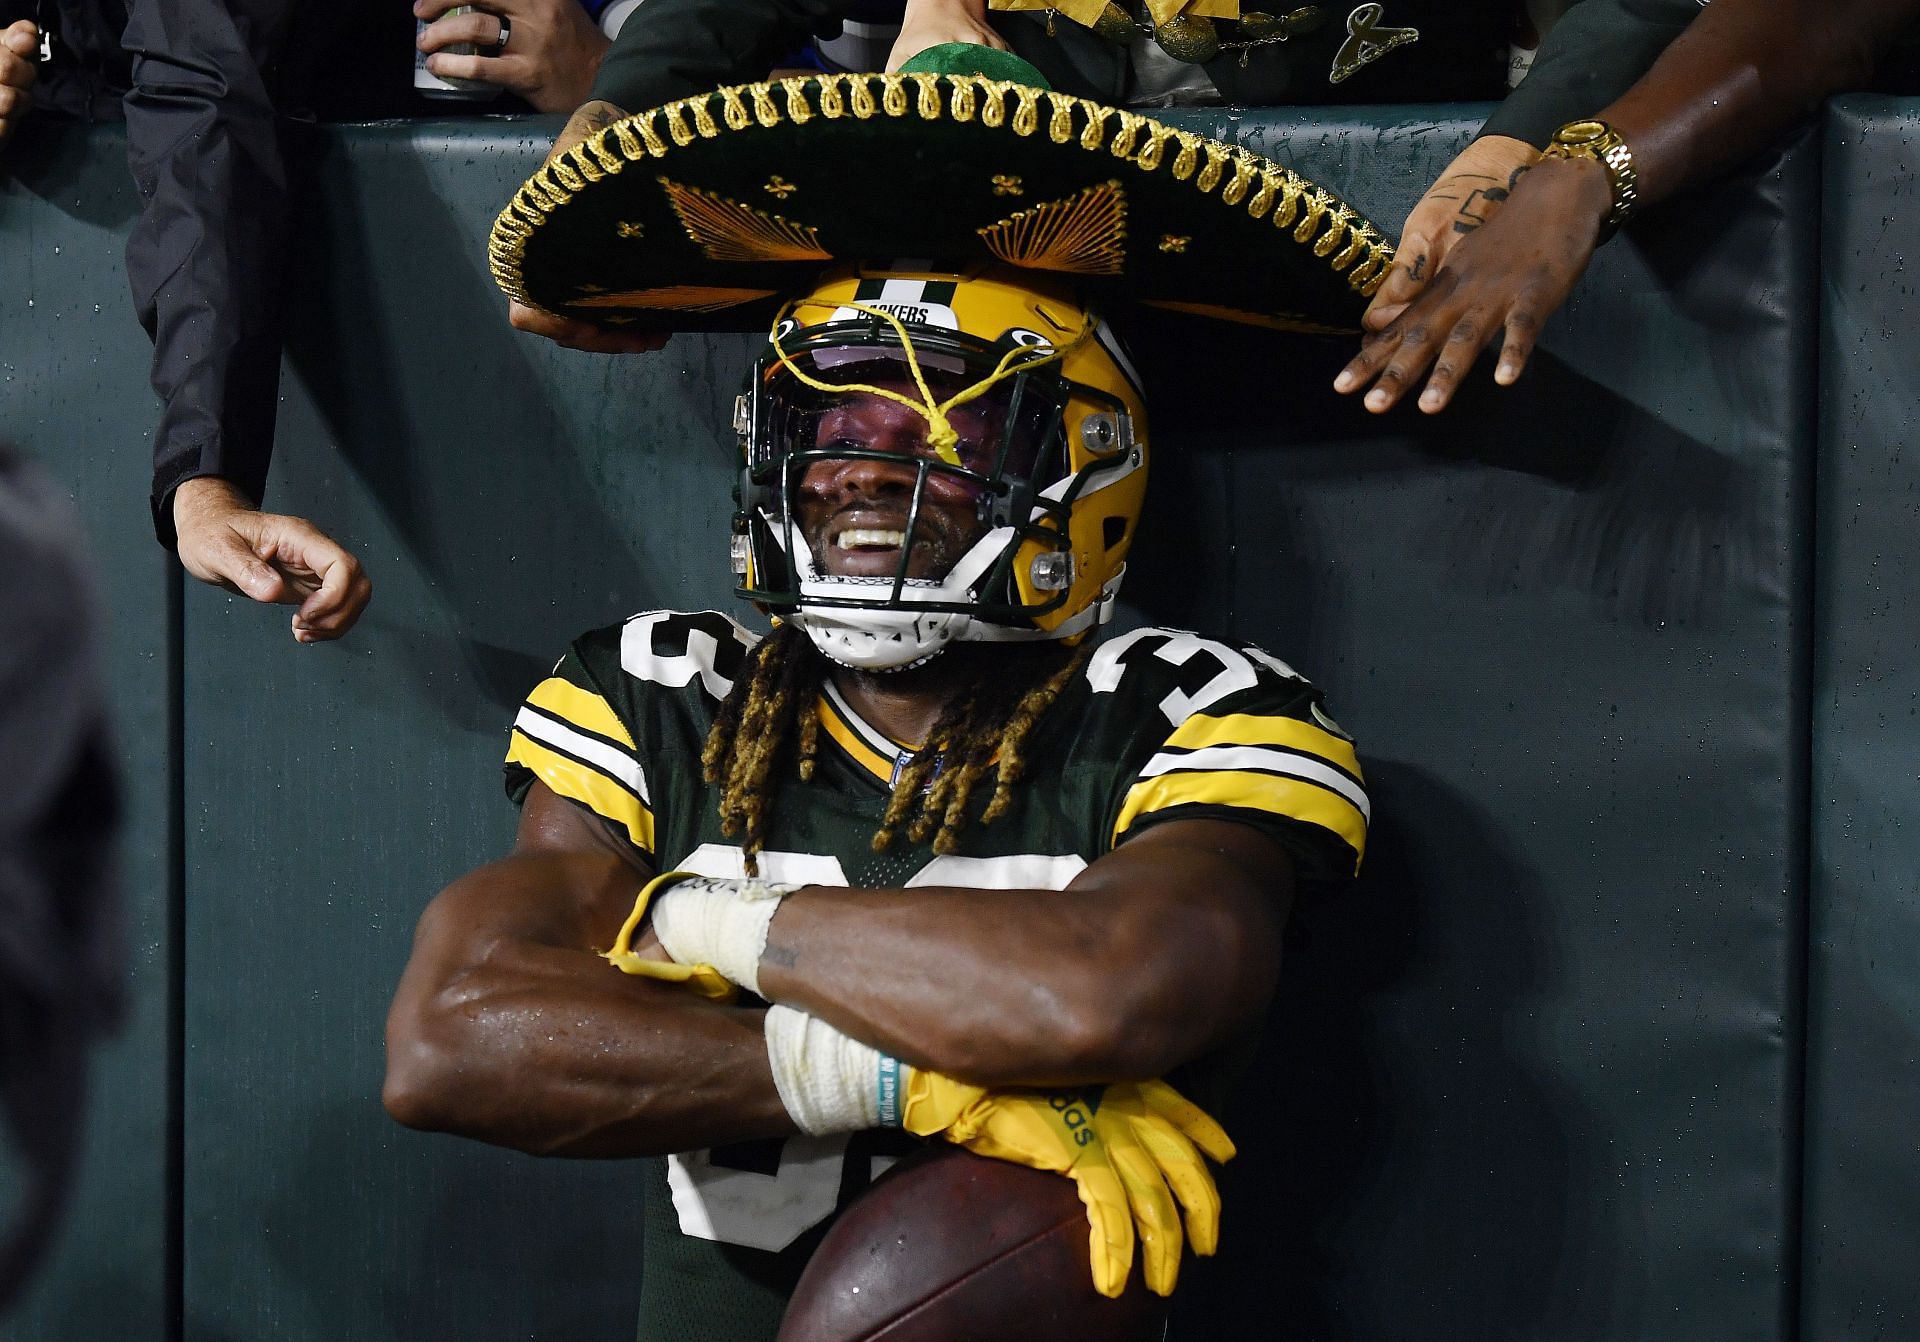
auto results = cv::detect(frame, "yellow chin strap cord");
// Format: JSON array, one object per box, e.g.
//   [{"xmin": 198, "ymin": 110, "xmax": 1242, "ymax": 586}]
[{"xmin": 768, "ymin": 297, "xmax": 1096, "ymax": 467}]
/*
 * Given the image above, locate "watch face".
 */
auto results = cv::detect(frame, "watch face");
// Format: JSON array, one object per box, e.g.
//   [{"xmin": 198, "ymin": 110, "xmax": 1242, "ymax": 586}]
[{"xmin": 1556, "ymin": 119, "xmax": 1608, "ymax": 146}]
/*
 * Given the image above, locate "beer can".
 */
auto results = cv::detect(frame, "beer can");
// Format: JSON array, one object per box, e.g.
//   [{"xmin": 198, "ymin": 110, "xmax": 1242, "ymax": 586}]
[{"xmin": 415, "ymin": 8, "xmax": 502, "ymax": 101}]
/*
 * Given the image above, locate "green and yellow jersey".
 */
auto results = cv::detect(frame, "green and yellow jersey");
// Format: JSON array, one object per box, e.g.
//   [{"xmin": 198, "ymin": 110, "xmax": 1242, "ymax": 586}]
[{"xmin": 503, "ymin": 610, "xmax": 1367, "ymax": 1342}]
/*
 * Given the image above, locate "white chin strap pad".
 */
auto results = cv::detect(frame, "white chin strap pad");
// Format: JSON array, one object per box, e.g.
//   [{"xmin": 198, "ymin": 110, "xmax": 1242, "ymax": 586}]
[{"xmin": 795, "ymin": 604, "xmax": 969, "ymax": 671}]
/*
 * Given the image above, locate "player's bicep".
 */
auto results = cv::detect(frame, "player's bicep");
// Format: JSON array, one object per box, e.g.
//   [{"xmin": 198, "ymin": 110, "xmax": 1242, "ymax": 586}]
[
  {"xmin": 1072, "ymin": 818, "xmax": 1291, "ymax": 1040},
  {"xmin": 515, "ymin": 777, "xmax": 657, "ymax": 878},
  {"xmin": 1078, "ymin": 816, "xmax": 1292, "ymax": 942}
]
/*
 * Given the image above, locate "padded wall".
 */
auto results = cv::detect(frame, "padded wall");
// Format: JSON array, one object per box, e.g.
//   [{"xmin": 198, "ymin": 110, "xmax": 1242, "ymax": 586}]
[
  {"xmin": 1138, "ymin": 108, "xmax": 1816, "ymax": 1342},
  {"xmin": 0, "ymin": 124, "xmax": 175, "ymax": 1342},
  {"xmin": 1806, "ymin": 96, "xmax": 1920, "ymax": 1342},
  {"xmin": 0, "ymin": 105, "xmax": 1831, "ymax": 1341},
  {"xmin": 173, "ymin": 121, "xmax": 748, "ymax": 1342}
]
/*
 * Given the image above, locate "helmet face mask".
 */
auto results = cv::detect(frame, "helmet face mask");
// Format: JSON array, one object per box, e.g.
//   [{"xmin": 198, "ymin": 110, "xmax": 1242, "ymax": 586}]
[{"xmin": 732, "ymin": 264, "xmax": 1149, "ymax": 671}]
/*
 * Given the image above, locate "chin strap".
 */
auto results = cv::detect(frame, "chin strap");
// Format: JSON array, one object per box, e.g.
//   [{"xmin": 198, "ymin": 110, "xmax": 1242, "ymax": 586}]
[{"xmin": 768, "ymin": 298, "xmax": 1094, "ymax": 466}]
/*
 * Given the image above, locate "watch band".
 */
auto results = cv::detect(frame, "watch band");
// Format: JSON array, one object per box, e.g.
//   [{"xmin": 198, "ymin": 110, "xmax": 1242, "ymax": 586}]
[{"xmin": 1543, "ymin": 119, "xmax": 1640, "ymax": 237}]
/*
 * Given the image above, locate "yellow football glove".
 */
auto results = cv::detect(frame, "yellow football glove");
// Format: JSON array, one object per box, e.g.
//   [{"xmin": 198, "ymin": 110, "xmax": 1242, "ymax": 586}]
[
  {"xmin": 602, "ymin": 871, "xmax": 737, "ymax": 1001},
  {"xmin": 901, "ymin": 1071, "xmax": 1235, "ymax": 1298}
]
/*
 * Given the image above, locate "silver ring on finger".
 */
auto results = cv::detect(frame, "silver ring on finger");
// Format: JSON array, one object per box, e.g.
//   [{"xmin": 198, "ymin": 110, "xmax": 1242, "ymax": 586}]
[{"xmin": 490, "ymin": 17, "xmax": 511, "ymax": 54}]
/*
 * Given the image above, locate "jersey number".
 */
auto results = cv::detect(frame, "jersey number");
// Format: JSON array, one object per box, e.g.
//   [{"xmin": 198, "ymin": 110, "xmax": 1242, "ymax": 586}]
[{"xmin": 1087, "ymin": 627, "xmax": 1299, "ymax": 726}]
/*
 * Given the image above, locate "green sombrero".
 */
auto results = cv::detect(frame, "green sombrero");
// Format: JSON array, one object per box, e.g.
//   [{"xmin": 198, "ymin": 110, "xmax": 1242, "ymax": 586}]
[{"xmin": 489, "ymin": 49, "xmax": 1393, "ymax": 336}]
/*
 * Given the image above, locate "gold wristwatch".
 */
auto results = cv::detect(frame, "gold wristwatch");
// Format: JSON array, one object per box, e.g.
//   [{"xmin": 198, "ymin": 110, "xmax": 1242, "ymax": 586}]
[{"xmin": 1542, "ymin": 119, "xmax": 1639, "ymax": 236}]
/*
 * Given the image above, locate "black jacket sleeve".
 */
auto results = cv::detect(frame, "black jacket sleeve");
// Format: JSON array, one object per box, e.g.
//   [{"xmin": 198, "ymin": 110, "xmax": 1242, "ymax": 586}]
[
  {"xmin": 122, "ymin": 0, "xmax": 302, "ymax": 546},
  {"xmin": 1480, "ymin": 0, "xmax": 1704, "ymax": 147},
  {"xmin": 589, "ymin": 0, "xmax": 863, "ymax": 110}
]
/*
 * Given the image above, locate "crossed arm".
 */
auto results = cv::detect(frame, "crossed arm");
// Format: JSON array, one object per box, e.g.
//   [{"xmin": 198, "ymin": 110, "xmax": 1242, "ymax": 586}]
[{"xmin": 384, "ymin": 781, "xmax": 1289, "ymax": 1156}]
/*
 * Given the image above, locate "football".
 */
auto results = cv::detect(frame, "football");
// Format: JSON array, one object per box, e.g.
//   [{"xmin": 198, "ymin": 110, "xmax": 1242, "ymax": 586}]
[{"xmin": 776, "ymin": 1145, "xmax": 1170, "ymax": 1342}]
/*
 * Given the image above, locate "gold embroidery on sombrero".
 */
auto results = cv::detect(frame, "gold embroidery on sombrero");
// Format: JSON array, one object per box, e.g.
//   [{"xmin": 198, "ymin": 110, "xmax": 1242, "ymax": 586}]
[
  {"xmin": 483, "ymin": 74, "xmax": 1396, "ymax": 321},
  {"xmin": 951, "ymin": 79, "xmax": 978, "ymax": 123},
  {"xmin": 1221, "ymin": 152, "xmax": 1257, "ymax": 206},
  {"xmin": 1345, "ymin": 234, "xmax": 1394, "ymax": 293},
  {"xmin": 978, "ymin": 180, "xmax": 1127, "ymax": 277},
  {"xmin": 1291, "ymin": 186, "xmax": 1334, "ymax": 244},
  {"xmin": 911, "ymin": 73, "xmax": 943, "ymax": 120},
  {"xmin": 569, "ymin": 144, "xmax": 606, "ymax": 184},
  {"xmin": 1134, "ymin": 122, "xmax": 1177, "ymax": 172},
  {"xmin": 751, "ymin": 84, "xmax": 782, "ymax": 127},
  {"xmin": 585, "ymin": 135, "xmax": 623, "ymax": 176},
  {"xmin": 1078, "ymin": 104, "xmax": 1108, "ymax": 152},
  {"xmin": 1314, "ymin": 203, "xmax": 1356, "ymax": 258},
  {"xmin": 721, "ymin": 86, "xmax": 752, "ymax": 129},
  {"xmin": 1047, "ymin": 92, "xmax": 1075, "ymax": 145},
  {"xmin": 569, "ymin": 285, "xmax": 779, "ymax": 312},
  {"xmin": 1195, "ymin": 141, "xmax": 1232, "ymax": 194},
  {"xmin": 782, "ymin": 77, "xmax": 815, "ymax": 124},
  {"xmin": 658, "ymin": 178, "xmax": 832, "ymax": 263}
]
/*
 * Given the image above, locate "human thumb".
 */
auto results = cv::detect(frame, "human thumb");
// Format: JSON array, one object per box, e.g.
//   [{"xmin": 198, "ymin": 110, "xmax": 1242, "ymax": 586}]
[{"xmin": 195, "ymin": 526, "xmax": 286, "ymax": 603}]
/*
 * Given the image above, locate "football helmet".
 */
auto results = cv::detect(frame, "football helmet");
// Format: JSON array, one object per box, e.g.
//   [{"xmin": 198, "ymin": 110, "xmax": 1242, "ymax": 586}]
[{"xmin": 732, "ymin": 262, "xmax": 1149, "ymax": 671}]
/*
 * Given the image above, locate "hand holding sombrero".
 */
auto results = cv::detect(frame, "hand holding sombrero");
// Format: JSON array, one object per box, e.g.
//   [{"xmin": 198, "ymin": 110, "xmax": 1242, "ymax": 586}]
[{"xmin": 491, "ymin": 46, "xmax": 1393, "ymax": 338}]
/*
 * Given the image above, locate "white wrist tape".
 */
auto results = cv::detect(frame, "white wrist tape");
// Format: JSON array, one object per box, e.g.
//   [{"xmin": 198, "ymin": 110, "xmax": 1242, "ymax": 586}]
[
  {"xmin": 649, "ymin": 875, "xmax": 798, "ymax": 996},
  {"xmin": 763, "ymin": 1005, "xmax": 905, "ymax": 1135}
]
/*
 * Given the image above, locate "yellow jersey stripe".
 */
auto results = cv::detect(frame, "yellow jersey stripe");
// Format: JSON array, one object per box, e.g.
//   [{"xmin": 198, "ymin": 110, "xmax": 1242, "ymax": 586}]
[
  {"xmin": 1138, "ymin": 745, "xmax": 1369, "ymax": 820},
  {"xmin": 507, "ymin": 729, "xmax": 655, "ymax": 852},
  {"xmin": 1164, "ymin": 712, "xmax": 1363, "ymax": 781},
  {"xmin": 526, "ymin": 677, "xmax": 636, "ymax": 749},
  {"xmin": 818, "ymin": 694, "xmax": 898, "ymax": 783},
  {"xmin": 1112, "ymin": 769, "xmax": 1366, "ymax": 871}
]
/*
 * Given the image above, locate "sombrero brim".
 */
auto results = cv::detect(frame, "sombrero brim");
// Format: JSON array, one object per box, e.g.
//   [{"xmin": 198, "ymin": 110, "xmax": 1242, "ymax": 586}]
[{"xmin": 490, "ymin": 73, "xmax": 1394, "ymax": 336}]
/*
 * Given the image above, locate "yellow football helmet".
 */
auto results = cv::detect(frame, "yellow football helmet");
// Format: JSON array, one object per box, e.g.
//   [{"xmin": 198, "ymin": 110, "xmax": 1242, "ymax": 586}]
[{"xmin": 732, "ymin": 262, "xmax": 1150, "ymax": 670}]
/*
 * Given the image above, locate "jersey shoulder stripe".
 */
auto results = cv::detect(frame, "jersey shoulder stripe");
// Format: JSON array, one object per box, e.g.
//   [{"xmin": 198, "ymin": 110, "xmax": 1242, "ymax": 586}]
[
  {"xmin": 526, "ymin": 676, "xmax": 636, "ymax": 750},
  {"xmin": 1161, "ymin": 711, "xmax": 1363, "ymax": 787},
  {"xmin": 513, "ymin": 701, "xmax": 650, "ymax": 804},
  {"xmin": 1088, "ymin": 626, "xmax": 1368, "ymax": 875},
  {"xmin": 506, "ymin": 724, "xmax": 656, "ymax": 853},
  {"xmin": 504, "ymin": 631, "xmax": 667, "ymax": 857}
]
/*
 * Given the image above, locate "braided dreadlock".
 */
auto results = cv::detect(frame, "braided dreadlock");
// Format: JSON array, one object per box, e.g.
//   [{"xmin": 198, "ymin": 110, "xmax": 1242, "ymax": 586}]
[{"xmin": 702, "ymin": 623, "xmax": 1093, "ymax": 874}]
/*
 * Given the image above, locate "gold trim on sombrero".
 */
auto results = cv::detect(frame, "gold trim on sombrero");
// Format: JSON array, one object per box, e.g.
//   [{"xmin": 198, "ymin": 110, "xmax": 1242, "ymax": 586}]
[
  {"xmin": 658, "ymin": 178, "xmax": 832, "ymax": 263},
  {"xmin": 978, "ymin": 181, "xmax": 1127, "ymax": 277},
  {"xmin": 569, "ymin": 285, "xmax": 779, "ymax": 312},
  {"xmin": 488, "ymin": 71, "xmax": 1393, "ymax": 316}
]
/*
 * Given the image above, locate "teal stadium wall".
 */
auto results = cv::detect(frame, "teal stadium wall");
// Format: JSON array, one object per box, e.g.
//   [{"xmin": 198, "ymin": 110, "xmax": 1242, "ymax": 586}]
[{"xmin": 0, "ymin": 100, "xmax": 1910, "ymax": 1340}]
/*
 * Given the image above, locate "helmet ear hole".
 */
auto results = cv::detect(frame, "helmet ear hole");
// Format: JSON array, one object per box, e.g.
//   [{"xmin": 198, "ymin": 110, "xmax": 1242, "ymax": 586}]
[{"xmin": 1102, "ymin": 515, "xmax": 1128, "ymax": 551}]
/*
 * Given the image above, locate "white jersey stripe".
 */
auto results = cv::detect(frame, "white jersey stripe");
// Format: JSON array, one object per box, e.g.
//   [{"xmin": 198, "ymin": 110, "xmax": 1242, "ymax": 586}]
[
  {"xmin": 822, "ymin": 679, "xmax": 908, "ymax": 759},
  {"xmin": 513, "ymin": 707, "xmax": 652, "ymax": 804},
  {"xmin": 1137, "ymin": 744, "xmax": 1369, "ymax": 819}
]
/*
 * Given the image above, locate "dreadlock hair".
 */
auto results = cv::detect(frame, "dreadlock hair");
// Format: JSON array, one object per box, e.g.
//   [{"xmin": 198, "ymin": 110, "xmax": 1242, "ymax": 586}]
[{"xmin": 701, "ymin": 622, "xmax": 1094, "ymax": 875}]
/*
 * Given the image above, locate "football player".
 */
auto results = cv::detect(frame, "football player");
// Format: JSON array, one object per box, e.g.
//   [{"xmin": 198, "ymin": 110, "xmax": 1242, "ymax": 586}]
[{"xmin": 384, "ymin": 261, "xmax": 1369, "ymax": 1340}]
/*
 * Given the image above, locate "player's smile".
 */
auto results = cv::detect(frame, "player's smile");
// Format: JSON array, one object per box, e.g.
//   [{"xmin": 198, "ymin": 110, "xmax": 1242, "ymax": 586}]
[{"xmin": 793, "ymin": 387, "xmax": 995, "ymax": 581}]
